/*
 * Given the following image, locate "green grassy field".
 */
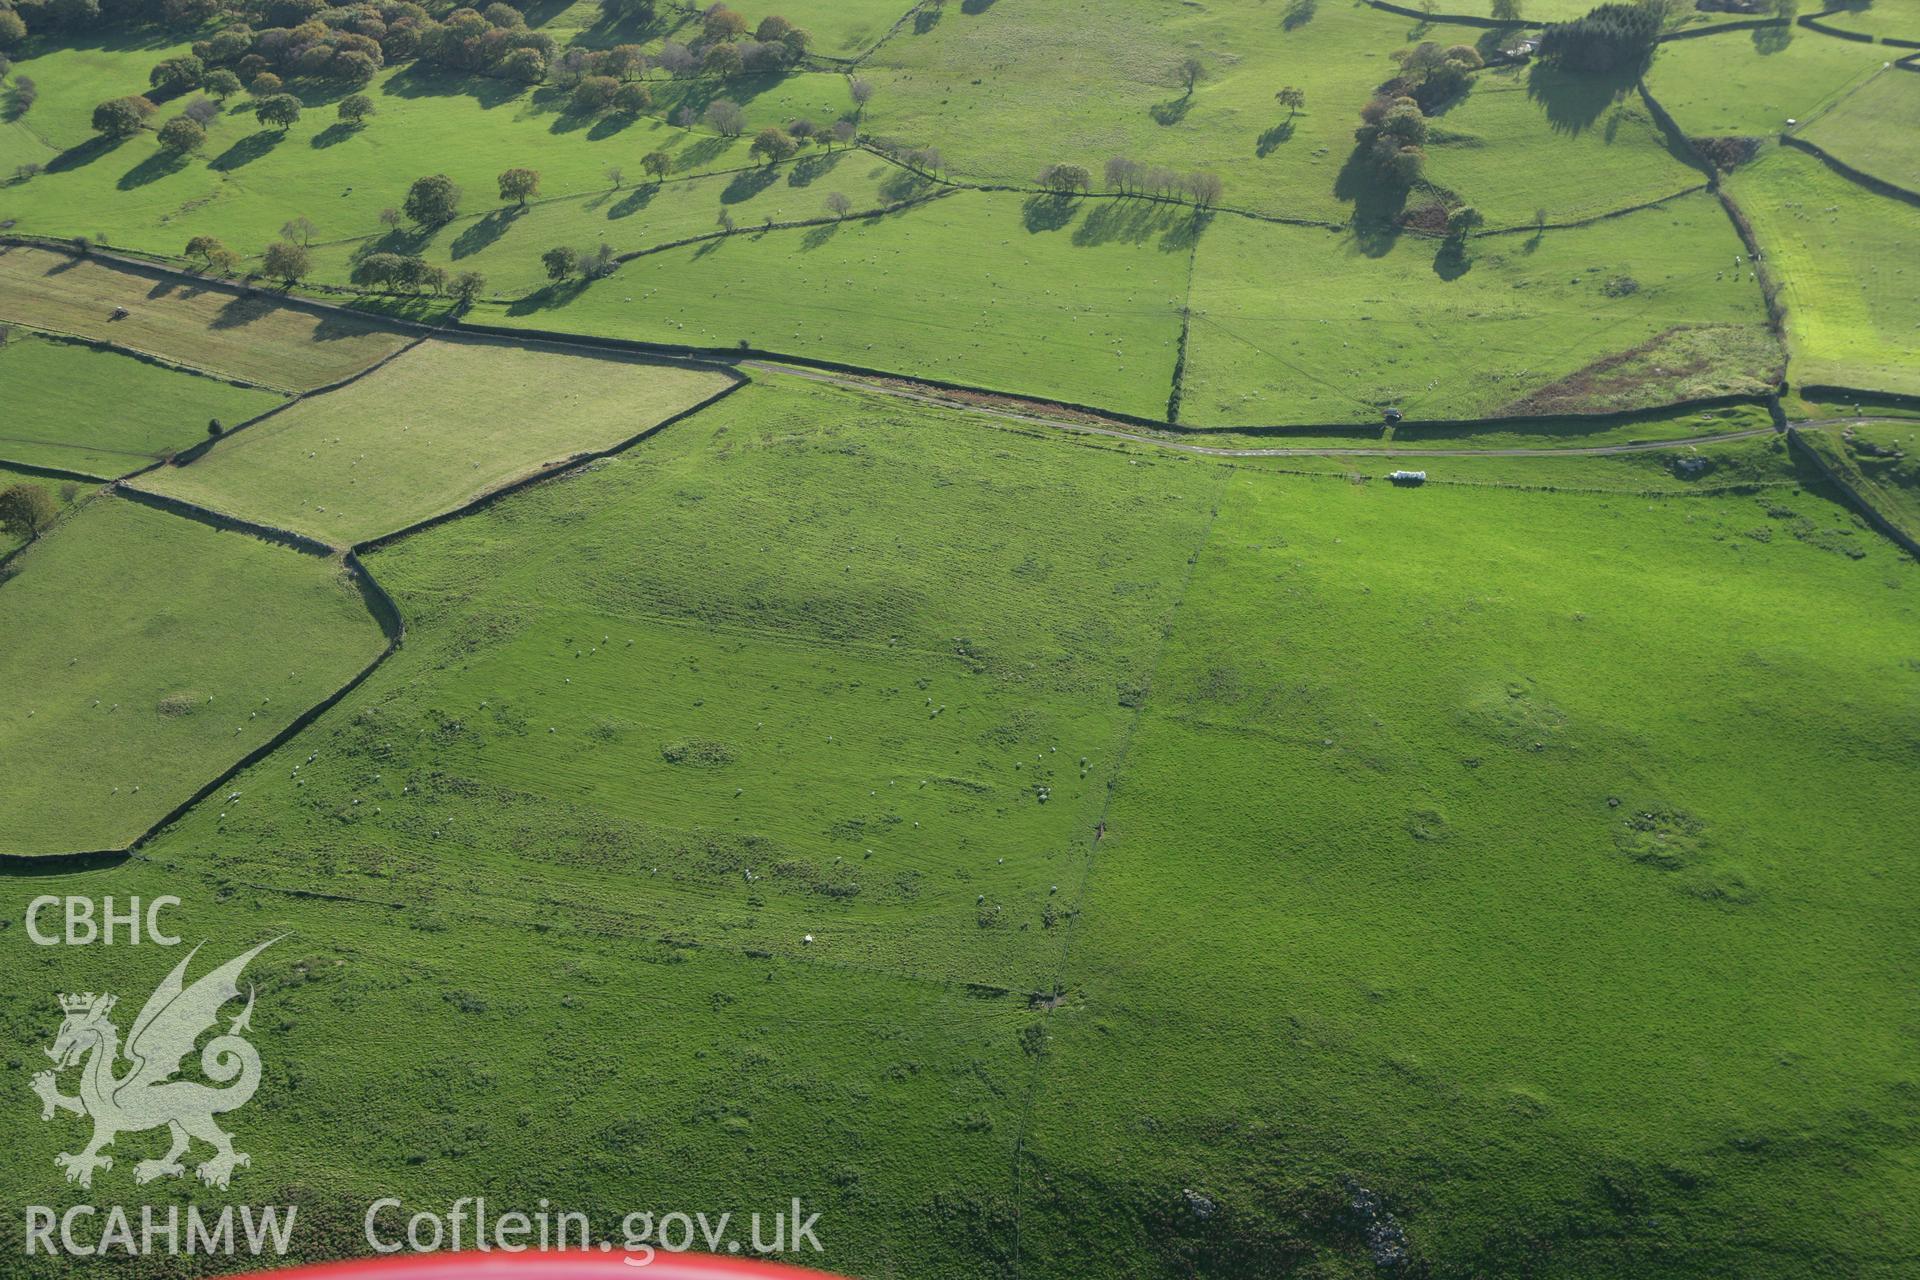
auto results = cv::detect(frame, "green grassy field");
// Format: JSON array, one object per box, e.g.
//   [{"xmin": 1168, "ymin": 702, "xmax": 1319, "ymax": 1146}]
[
  {"xmin": 0, "ymin": 464, "xmax": 89, "ymax": 557},
  {"xmin": 303, "ymin": 148, "xmax": 919, "ymax": 298},
  {"xmin": 141, "ymin": 375, "xmax": 1218, "ymax": 986},
  {"xmin": 1179, "ymin": 191, "xmax": 1772, "ymax": 425},
  {"xmin": 1645, "ymin": 27, "xmax": 1889, "ymax": 137},
  {"xmin": 1423, "ymin": 64, "xmax": 1705, "ymax": 229},
  {"xmin": 0, "ymin": 496, "xmax": 387, "ymax": 855},
  {"xmin": 1727, "ymin": 146, "xmax": 1920, "ymax": 395},
  {"xmin": 5, "ymin": 7, "xmax": 1920, "ymax": 1278},
  {"xmin": 0, "ymin": 50, "xmax": 841, "ymax": 261},
  {"xmin": 763, "ymin": 0, "xmax": 916, "ymax": 57},
  {"xmin": 138, "ymin": 338, "xmax": 736, "ymax": 545},
  {"xmin": 861, "ymin": 0, "xmax": 1702, "ymax": 226},
  {"xmin": 1018, "ymin": 459, "xmax": 1920, "ymax": 1277},
  {"xmin": 1448, "ymin": 0, "xmax": 1597, "ymax": 16},
  {"xmin": 1798, "ymin": 420, "xmax": 1920, "ymax": 542},
  {"xmin": 476, "ymin": 188, "xmax": 1190, "ymax": 417},
  {"xmin": 0, "ymin": 329, "xmax": 285, "ymax": 475},
  {"xmin": 0, "ymin": 38, "xmax": 188, "ymax": 173},
  {"xmin": 4, "ymin": 378, "xmax": 1913, "ymax": 1277},
  {"xmin": 1797, "ymin": 66, "xmax": 1920, "ymax": 193},
  {"xmin": 0, "ymin": 245, "xmax": 411, "ymax": 390},
  {"xmin": 0, "ymin": 854, "xmax": 1035, "ymax": 1280},
  {"xmin": 1814, "ymin": 0, "xmax": 1920, "ymax": 40}
]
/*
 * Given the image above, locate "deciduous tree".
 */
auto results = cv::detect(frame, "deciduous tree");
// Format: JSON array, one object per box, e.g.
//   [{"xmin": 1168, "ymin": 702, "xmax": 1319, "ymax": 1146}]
[
  {"xmin": 156, "ymin": 115, "xmax": 206, "ymax": 153},
  {"xmin": 1037, "ymin": 162, "xmax": 1091, "ymax": 193},
  {"xmin": 201, "ymin": 69, "xmax": 242, "ymax": 100},
  {"xmin": 570, "ymin": 74, "xmax": 618, "ymax": 114},
  {"xmin": 91, "ymin": 96, "xmax": 155, "ymax": 139},
  {"xmin": 0, "ymin": 483, "xmax": 58, "ymax": 541},
  {"xmin": 702, "ymin": 42, "xmax": 743, "ymax": 78},
  {"xmin": 704, "ymin": 5, "xmax": 748, "ymax": 40},
  {"xmin": 254, "ymin": 93, "xmax": 301, "ymax": 131},
  {"xmin": 262, "ymin": 239, "xmax": 310, "ymax": 284},
  {"xmin": 149, "ymin": 54, "xmax": 204, "ymax": 95},
  {"xmin": 750, "ymin": 126, "xmax": 797, "ymax": 164},
  {"xmin": 498, "ymin": 167, "xmax": 540, "ymax": 206},
  {"xmin": 404, "ymin": 173, "xmax": 462, "ymax": 226},
  {"xmin": 703, "ymin": 98, "xmax": 746, "ymax": 136}
]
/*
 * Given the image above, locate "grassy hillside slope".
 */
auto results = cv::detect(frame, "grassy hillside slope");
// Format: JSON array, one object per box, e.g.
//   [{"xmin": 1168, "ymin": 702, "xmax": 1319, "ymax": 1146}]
[
  {"xmin": 0, "ymin": 330, "xmax": 285, "ymax": 475},
  {"xmin": 3, "ymin": 382, "xmax": 1913, "ymax": 1277},
  {"xmin": 138, "ymin": 338, "xmax": 735, "ymax": 544},
  {"xmin": 0, "ymin": 245, "xmax": 410, "ymax": 391},
  {"xmin": 0, "ymin": 497, "xmax": 387, "ymax": 854}
]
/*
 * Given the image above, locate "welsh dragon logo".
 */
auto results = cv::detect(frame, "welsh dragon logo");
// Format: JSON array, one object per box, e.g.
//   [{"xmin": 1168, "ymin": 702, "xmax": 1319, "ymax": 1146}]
[{"xmin": 30, "ymin": 940, "xmax": 275, "ymax": 1191}]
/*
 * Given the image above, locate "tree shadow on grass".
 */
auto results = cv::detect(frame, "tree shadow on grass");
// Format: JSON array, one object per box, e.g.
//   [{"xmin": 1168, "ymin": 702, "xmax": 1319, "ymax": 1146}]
[
  {"xmin": 961, "ymin": 0, "xmax": 998, "ymax": 12},
  {"xmin": 117, "ymin": 149, "xmax": 191, "ymax": 190},
  {"xmin": 450, "ymin": 208, "xmax": 518, "ymax": 260},
  {"xmin": 588, "ymin": 111, "xmax": 644, "ymax": 141},
  {"xmin": 383, "ymin": 64, "xmax": 527, "ymax": 110},
  {"xmin": 524, "ymin": 84, "xmax": 572, "ymax": 118},
  {"xmin": 1256, "ymin": 120, "xmax": 1296, "ymax": 157},
  {"xmin": 208, "ymin": 130, "xmax": 281, "ymax": 172},
  {"xmin": 799, "ymin": 221, "xmax": 840, "ymax": 251},
  {"xmin": 677, "ymin": 133, "xmax": 732, "ymax": 171},
  {"xmin": 788, "ymin": 150, "xmax": 841, "ymax": 187},
  {"xmin": 1071, "ymin": 196, "xmax": 1176, "ymax": 247},
  {"xmin": 1159, "ymin": 208, "xmax": 1211, "ymax": 253},
  {"xmin": 360, "ymin": 224, "xmax": 437, "ymax": 257},
  {"xmin": 574, "ymin": 9, "xmax": 673, "ymax": 46},
  {"xmin": 1149, "ymin": 94, "xmax": 1194, "ymax": 126},
  {"xmin": 519, "ymin": 0, "xmax": 576, "ymax": 27},
  {"xmin": 314, "ymin": 310, "xmax": 388, "ymax": 342},
  {"xmin": 1282, "ymin": 0, "xmax": 1318, "ymax": 30},
  {"xmin": 1334, "ymin": 147, "xmax": 1410, "ymax": 258},
  {"xmin": 287, "ymin": 79, "xmax": 357, "ymax": 111},
  {"xmin": 1022, "ymin": 193, "xmax": 1079, "ymax": 233},
  {"xmin": 209, "ymin": 292, "xmax": 282, "ymax": 331},
  {"xmin": 914, "ymin": 4, "xmax": 944, "ymax": 33},
  {"xmin": 1433, "ymin": 239, "xmax": 1472, "ymax": 280},
  {"xmin": 146, "ymin": 277, "xmax": 231, "ymax": 305},
  {"xmin": 722, "ymin": 165, "xmax": 781, "ymax": 203},
  {"xmin": 504, "ymin": 277, "xmax": 590, "ymax": 315},
  {"xmin": 45, "ymin": 135, "xmax": 123, "ymax": 175},
  {"xmin": 548, "ymin": 106, "xmax": 598, "ymax": 136},
  {"xmin": 1524, "ymin": 60, "xmax": 1641, "ymax": 136},
  {"xmin": 879, "ymin": 166, "xmax": 934, "ymax": 201},
  {"xmin": 1753, "ymin": 20, "xmax": 1795, "ymax": 55},
  {"xmin": 310, "ymin": 121, "xmax": 358, "ymax": 149},
  {"xmin": 608, "ymin": 183, "xmax": 659, "ymax": 219}
]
